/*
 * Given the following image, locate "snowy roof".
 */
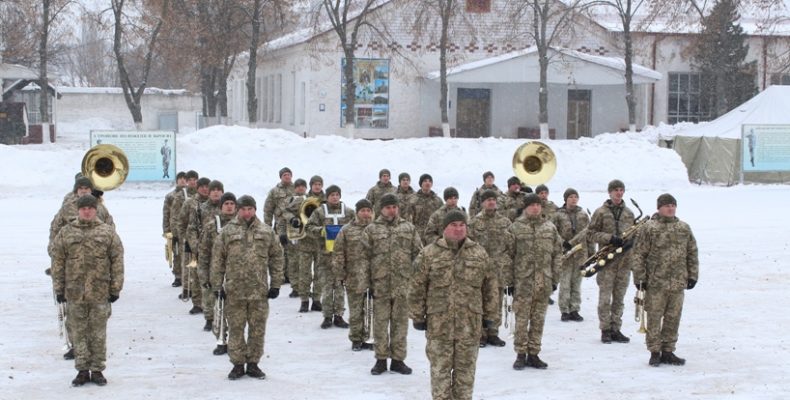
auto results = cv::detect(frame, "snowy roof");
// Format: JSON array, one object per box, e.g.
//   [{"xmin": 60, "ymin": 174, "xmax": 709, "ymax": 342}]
[
  {"xmin": 54, "ymin": 86, "xmax": 191, "ymax": 96},
  {"xmin": 0, "ymin": 63, "xmax": 38, "ymax": 80},
  {"xmin": 426, "ymin": 46, "xmax": 661, "ymax": 85},
  {"xmin": 669, "ymin": 85, "xmax": 790, "ymax": 139}
]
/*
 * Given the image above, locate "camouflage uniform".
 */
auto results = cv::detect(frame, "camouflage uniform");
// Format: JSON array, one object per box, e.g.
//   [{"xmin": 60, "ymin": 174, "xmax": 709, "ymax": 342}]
[
  {"xmin": 507, "ymin": 214, "xmax": 562, "ymax": 356},
  {"xmin": 169, "ymin": 187, "xmax": 195, "ymax": 283},
  {"xmin": 307, "ymin": 201, "xmax": 355, "ymax": 319},
  {"xmin": 362, "ymin": 215, "xmax": 423, "ymax": 362},
  {"xmin": 395, "ymin": 186, "xmax": 415, "ymax": 221},
  {"xmin": 332, "ymin": 218, "xmax": 372, "ymax": 344},
  {"xmin": 49, "ymin": 197, "xmax": 114, "ymax": 256},
  {"xmin": 553, "ymin": 206, "xmax": 592, "ymax": 315},
  {"xmin": 51, "ymin": 218, "xmax": 124, "ymax": 373},
  {"xmin": 468, "ymin": 209, "xmax": 514, "ymax": 338},
  {"xmin": 178, "ymin": 192, "xmax": 209, "ymax": 307},
  {"xmin": 162, "ymin": 186, "xmax": 183, "ymax": 274},
  {"xmin": 210, "ymin": 215, "xmax": 284, "ymax": 366},
  {"xmin": 405, "ymin": 190, "xmax": 443, "ymax": 244},
  {"xmin": 198, "ymin": 211, "xmax": 234, "ymax": 324},
  {"xmin": 366, "ymin": 181, "xmax": 396, "ymax": 212},
  {"xmin": 501, "ymin": 191, "xmax": 527, "ymax": 222},
  {"xmin": 632, "ymin": 216, "xmax": 699, "ymax": 354},
  {"xmin": 423, "ymin": 205, "xmax": 466, "ymax": 245},
  {"xmin": 288, "ymin": 191, "xmax": 326, "ymax": 303},
  {"xmin": 588, "ymin": 200, "xmax": 635, "ymax": 332},
  {"xmin": 541, "ymin": 199, "xmax": 559, "ymax": 220},
  {"xmin": 411, "ymin": 238, "xmax": 498, "ymax": 400},
  {"xmin": 468, "ymin": 184, "xmax": 503, "ymax": 218},
  {"xmin": 264, "ymin": 182, "xmax": 295, "ymax": 281}
]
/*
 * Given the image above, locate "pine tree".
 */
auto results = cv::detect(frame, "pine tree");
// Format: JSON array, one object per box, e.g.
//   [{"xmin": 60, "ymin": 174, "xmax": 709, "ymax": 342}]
[{"xmin": 693, "ymin": 0, "xmax": 757, "ymax": 119}]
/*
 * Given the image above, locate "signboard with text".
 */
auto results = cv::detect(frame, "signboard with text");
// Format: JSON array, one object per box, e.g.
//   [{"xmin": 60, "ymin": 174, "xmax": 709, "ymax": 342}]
[
  {"xmin": 741, "ymin": 125, "xmax": 790, "ymax": 172},
  {"xmin": 90, "ymin": 130, "xmax": 176, "ymax": 182}
]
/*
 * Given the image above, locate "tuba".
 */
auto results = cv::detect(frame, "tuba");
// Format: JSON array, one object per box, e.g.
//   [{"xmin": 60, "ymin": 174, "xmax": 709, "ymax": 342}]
[
  {"xmin": 512, "ymin": 141, "xmax": 556, "ymax": 186},
  {"xmin": 81, "ymin": 144, "xmax": 129, "ymax": 191},
  {"xmin": 286, "ymin": 196, "xmax": 322, "ymax": 241}
]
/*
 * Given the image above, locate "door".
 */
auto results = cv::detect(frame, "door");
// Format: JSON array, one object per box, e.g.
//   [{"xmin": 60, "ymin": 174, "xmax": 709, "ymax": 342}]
[
  {"xmin": 456, "ymin": 88, "xmax": 491, "ymax": 138},
  {"xmin": 567, "ymin": 89, "xmax": 591, "ymax": 139}
]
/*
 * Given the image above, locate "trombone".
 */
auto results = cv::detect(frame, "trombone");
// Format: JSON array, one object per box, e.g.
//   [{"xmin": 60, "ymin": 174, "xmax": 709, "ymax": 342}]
[{"xmin": 634, "ymin": 282, "xmax": 647, "ymax": 334}]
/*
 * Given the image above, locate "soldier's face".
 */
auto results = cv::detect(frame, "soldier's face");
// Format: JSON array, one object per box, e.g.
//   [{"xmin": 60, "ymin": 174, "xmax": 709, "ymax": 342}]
[
  {"xmin": 609, "ymin": 188, "xmax": 625, "ymax": 204},
  {"xmin": 420, "ymin": 179, "xmax": 432, "ymax": 192},
  {"xmin": 483, "ymin": 197, "xmax": 497, "ymax": 211},
  {"xmin": 443, "ymin": 221, "xmax": 467, "ymax": 242},
  {"xmin": 281, "ymin": 172, "xmax": 292, "ymax": 184},
  {"xmin": 327, "ymin": 192, "xmax": 341, "ymax": 205},
  {"xmin": 221, "ymin": 201, "xmax": 236, "ymax": 215},
  {"xmin": 295, "ymin": 185, "xmax": 306, "ymax": 195},
  {"xmin": 537, "ymin": 190, "xmax": 548, "ymax": 200},
  {"xmin": 526, "ymin": 202, "xmax": 542, "ymax": 216},
  {"xmin": 197, "ymin": 185, "xmax": 210, "ymax": 196},
  {"xmin": 380, "ymin": 174, "xmax": 390, "ymax": 184},
  {"xmin": 658, "ymin": 204, "xmax": 676, "ymax": 218},
  {"xmin": 177, "ymin": 177, "xmax": 186, "ymax": 186},
  {"xmin": 381, "ymin": 204, "xmax": 399, "ymax": 220},
  {"xmin": 311, "ymin": 182, "xmax": 323, "ymax": 194},
  {"xmin": 187, "ymin": 178, "xmax": 198, "ymax": 189},
  {"xmin": 399, "ymin": 177, "xmax": 410, "ymax": 189},
  {"xmin": 484, "ymin": 176, "xmax": 494, "ymax": 186},
  {"xmin": 76, "ymin": 186, "xmax": 92, "ymax": 197},
  {"xmin": 357, "ymin": 208, "xmax": 373, "ymax": 221},
  {"xmin": 509, "ymin": 183, "xmax": 520, "ymax": 193},
  {"xmin": 446, "ymin": 197, "xmax": 458, "ymax": 208},
  {"xmin": 78, "ymin": 206, "xmax": 97, "ymax": 221},
  {"xmin": 209, "ymin": 188, "xmax": 223, "ymax": 202},
  {"xmin": 238, "ymin": 206, "xmax": 256, "ymax": 221},
  {"xmin": 566, "ymin": 194, "xmax": 579, "ymax": 208}
]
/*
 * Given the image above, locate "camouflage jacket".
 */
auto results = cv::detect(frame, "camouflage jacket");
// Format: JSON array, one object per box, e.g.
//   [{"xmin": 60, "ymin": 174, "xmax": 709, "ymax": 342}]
[
  {"xmin": 501, "ymin": 191, "xmax": 527, "ymax": 221},
  {"xmin": 541, "ymin": 199, "xmax": 559, "ymax": 220},
  {"xmin": 61, "ymin": 191, "xmax": 77, "ymax": 207},
  {"xmin": 405, "ymin": 190, "xmax": 443, "ymax": 242},
  {"xmin": 365, "ymin": 181, "xmax": 396, "ymax": 210},
  {"xmin": 189, "ymin": 199, "xmax": 221, "ymax": 255},
  {"xmin": 306, "ymin": 202, "xmax": 355, "ymax": 253},
  {"xmin": 198, "ymin": 212, "xmax": 234, "ymax": 287},
  {"xmin": 588, "ymin": 200, "xmax": 635, "ymax": 269},
  {"xmin": 395, "ymin": 186, "xmax": 416, "ymax": 221},
  {"xmin": 263, "ymin": 182, "xmax": 295, "ymax": 235},
  {"xmin": 554, "ymin": 205, "xmax": 594, "ymax": 261},
  {"xmin": 468, "ymin": 209, "xmax": 514, "ymax": 286},
  {"xmin": 424, "ymin": 205, "xmax": 467, "ymax": 245},
  {"xmin": 410, "ymin": 237, "xmax": 499, "ymax": 340},
  {"xmin": 51, "ymin": 218, "xmax": 124, "ymax": 303},
  {"xmin": 168, "ymin": 187, "xmax": 195, "ymax": 238},
  {"xmin": 210, "ymin": 216, "xmax": 285, "ymax": 300},
  {"xmin": 332, "ymin": 219, "xmax": 371, "ymax": 294},
  {"xmin": 362, "ymin": 216, "xmax": 423, "ymax": 299},
  {"xmin": 162, "ymin": 186, "xmax": 183, "ymax": 234},
  {"xmin": 507, "ymin": 214, "xmax": 563, "ymax": 298},
  {"xmin": 49, "ymin": 197, "xmax": 114, "ymax": 257},
  {"xmin": 468, "ymin": 184, "xmax": 503, "ymax": 217},
  {"xmin": 178, "ymin": 192, "xmax": 209, "ymax": 250},
  {"xmin": 632, "ymin": 216, "xmax": 699, "ymax": 291}
]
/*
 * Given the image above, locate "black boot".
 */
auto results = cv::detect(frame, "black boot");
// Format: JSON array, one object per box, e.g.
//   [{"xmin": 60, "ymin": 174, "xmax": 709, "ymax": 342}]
[
  {"xmin": 601, "ymin": 329, "xmax": 612, "ymax": 344},
  {"xmin": 246, "ymin": 363, "xmax": 266, "ymax": 379},
  {"xmin": 660, "ymin": 352, "xmax": 686, "ymax": 366},
  {"xmin": 189, "ymin": 306, "xmax": 203, "ymax": 315},
  {"xmin": 487, "ymin": 335, "xmax": 506, "ymax": 347},
  {"xmin": 203, "ymin": 320, "xmax": 212, "ymax": 331},
  {"xmin": 311, "ymin": 300, "xmax": 323, "ymax": 312},
  {"xmin": 228, "ymin": 364, "xmax": 245, "ymax": 380},
  {"xmin": 649, "ymin": 352, "xmax": 661, "ymax": 367},
  {"xmin": 299, "ymin": 301, "xmax": 309, "ymax": 313},
  {"xmin": 569, "ymin": 311, "xmax": 584, "ymax": 321},
  {"xmin": 352, "ymin": 341, "xmax": 363, "ymax": 351},
  {"xmin": 548, "ymin": 297, "xmax": 555, "ymax": 305},
  {"xmin": 171, "ymin": 278, "xmax": 182, "ymax": 287},
  {"xmin": 72, "ymin": 370, "xmax": 90, "ymax": 386},
  {"xmin": 389, "ymin": 360, "xmax": 412, "ymax": 375},
  {"xmin": 513, "ymin": 354, "xmax": 527, "ymax": 370},
  {"xmin": 526, "ymin": 354, "xmax": 548, "ymax": 369},
  {"xmin": 361, "ymin": 342, "xmax": 374, "ymax": 350},
  {"xmin": 289, "ymin": 289, "xmax": 299, "ymax": 298},
  {"xmin": 371, "ymin": 359, "xmax": 387, "ymax": 375},
  {"xmin": 63, "ymin": 348, "xmax": 75, "ymax": 360},
  {"xmin": 90, "ymin": 371, "xmax": 107, "ymax": 386},
  {"xmin": 479, "ymin": 335, "xmax": 487, "ymax": 348},
  {"xmin": 610, "ymin": 330, "xmax": 630, "ymax": 343},
  {"xmin": 213, "ymin": 344, "xmax": 227, "ymax": 355},
  {"xmin": 561, "ymin": 313, "xmax": 571, "ymax": 321},
  {"xmin": 333, "ymin": 315, "xmax": 349, "ymax": 328},
  {"xmin": 320, "ymin": 317, "xmax": 332, "ymax": 329}
]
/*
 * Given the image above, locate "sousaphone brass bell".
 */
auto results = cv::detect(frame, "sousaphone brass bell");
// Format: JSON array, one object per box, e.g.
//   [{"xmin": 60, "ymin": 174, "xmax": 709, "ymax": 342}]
[
  {"xmin": 512, "ymin": 141, "xmax": 556, "ymax": 185},
  {"xmin": 81, "ymin": 144, "xmax": 129, "ymax": 191}
]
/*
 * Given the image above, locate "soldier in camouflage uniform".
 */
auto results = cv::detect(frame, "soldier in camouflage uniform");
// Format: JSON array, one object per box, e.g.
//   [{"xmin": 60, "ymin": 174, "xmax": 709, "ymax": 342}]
[
  {"xmin": 395, "ymin": 173, "xmax": 415, "ymax": 221},
  {"xmin": 282, "ymin": 179, "xmax": 309, "ymax": 308},
  {"xmin": 291, "ymin": 176, "xmax": 326, "ymax": 312},
  {"xmin": 468, "ymin": 190, "xmax": 514, "ymax": 347},
  {"xmin": 163, "ymin": 171, "xmax": 186, "ymax": 278},
  {"xmin": 210, "ymin": 195, "xmax": 284, "ymax": 380},
  {"xmin": 588, "ymin": 179, "xmax": 635, "ymax": 344},
  {"xmin": 632, "ymin": 194, "xmax": 699, "ymax": 367},
  {"xmin": 507, "ymin": 194, "xmax": 562, "ymax": 370},
  {"xmin": 332, "ymin": 199, "xmax": 375, "ymax": 351},
  {"xmin": 199, "ymin": 192, "xmax": 237, "ymax": 355},
  {"xmin": 169, "ymin": 170, "xmax": 199, "ymax": 288},
  {"xmin": 404, "ymin": 174, "xmax": 443, "ymax": 244},
  {"xmin": 263, "ymin": 167, "xmax": 295, "ymax": 289},
  {"xmin": 189, "ymin": 180, "xmax": 224, "ymax": 330},
  {"xmin": 424, "ymin": 187, "xmax": 467, "ymax": 245},
  {"xmin": 306, "ymin": 184, "xmax": 354, "ymax": 329},
  {"xmin": 365, "ymin": 168, "xmax": 396, "ymax": 212},
  {"xmin": 553, "ymin": 188, "xmax": 592, "ymax": 322},
  {"xmin": 411, "ymin": 210, "xmax": 499, "ymax": 400},
  {"xmin": 535, "ymin": 184, "xmax": 558, "ymax": 219},
  {"xmin": 501, "ymin": 176, "xmax": 527, "ymax": 222},
  {"xmin": 362, "ymin": 193, "xmax": 423, "ymax": 375},
  {"xmin": 52, "ymin": 194, "xmax": 124, "ymax": 387},
  {"xmin": 467, "ymin": 171, "xmax": 503, "ymax": 217},
  {"xmin": 178, "ymin": 177, "xmax": 211, "ymax": 312}
]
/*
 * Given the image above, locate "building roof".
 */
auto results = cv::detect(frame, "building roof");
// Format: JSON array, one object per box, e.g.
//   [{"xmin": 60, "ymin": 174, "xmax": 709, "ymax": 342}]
[{"xmin": 0, "ymin": 63, "xmax": 38, "ymax": 80}]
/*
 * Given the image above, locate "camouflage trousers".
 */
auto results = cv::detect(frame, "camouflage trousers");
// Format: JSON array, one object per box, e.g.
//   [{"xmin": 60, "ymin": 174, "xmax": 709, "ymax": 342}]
[
  {"xmin": 373, "ymin": 296, "xmax": 409, "ymax": 361},
  {"xmin": 347, "ymin": 291, "xmax": 371, "ymax": 343},
  {"xmin": 481, "ymin": 288, "xmax": 504, "ymax": 338},
  {"xmin": 202, "ymin": 285, "xmax": 215, "ymax": 321},
  {"xmin": 320, "ymin": 253, "xmax": 345, "ymax": 318},
  {"xmin": 513, "ymin": 278, "xmax": 550, "ymax": 355},
  {"xmin": 284, "ymin": 243, "xmax": 297, "ymax": 288},
  {"xmin": 297, "ymin": 249, "xmax": 322, "ymax": 302},
  {"xmin": 596, "ymin": 261, "xmax": 631, "ymax": 331},
  {"xmin": 172, "ymin": 240, "xmax": 183, "ymax": 278},
  {"xmin": 645, "ymin": 289, "xmax": 685, "ymax": 353},
  {"xmin": 226, "ymin": 298, "xmax": 269, "ymax": 365},
  {"xmin": 67, "ymin": 302, "xmax": 111, "ymax": 372},
  {"xmin": 426, "ymin": 338, "xmax": 479, "ymax": 400},
  {"xmin": 186, "ymin": 261, "xmax": 202, "ymax": 308},
  {"xmin": 558, "ymin": 260, "xmax": 583, "ymax": 314}
]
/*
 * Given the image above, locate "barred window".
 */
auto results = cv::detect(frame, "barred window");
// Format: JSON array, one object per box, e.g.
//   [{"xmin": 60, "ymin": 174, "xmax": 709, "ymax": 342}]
[{"xmin": 667, "ymin": 72, "xmax": 710, "ymax": 124}]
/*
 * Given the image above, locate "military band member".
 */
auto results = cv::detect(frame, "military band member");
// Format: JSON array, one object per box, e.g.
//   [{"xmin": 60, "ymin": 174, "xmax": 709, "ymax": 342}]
[
  {"xmin": 52, "ymin": 194, "xmax": 124, "ymax": 386},
  {"xmin": 468, "ymin": 190, "xmax": 513, "ymax": 347},
  {"xmin": 292, "ymin": 176, "xmax": 326, "ymax": 312},
  {"xmin": 554, "ymin": 188, "xmax": 592, "ymax": 322},
  {"xmin": 405, "ymin": 174, "xmax": 443, "ymax": 244},
  {"xmin": 365, "ymin": 168, "xmax": 396, "ymax": 212},
  {"xmin": 283, "ymin": 179, "xmax": 309, "ymax": 306},
  {"xmin": 263, "ymin": 167, "xmax": 295, "ymax": 287},
  {"xmin": 189, "ymin": 180, "xmax": 224, "ymax": 331},
  {"xmin": 507, "ymin": 194, "xmax": 562, "ymax": 370},
  {"xmin": 535, "ymin": 184, "xmax": 558, "ymax": 219},
  {"xmin": 501, "ymin": 176, "xmax": 527, "ymax": 222},
  {"xmin": 332, "ymin": 199, "xmax": 375, "ymax": 351},
  {"xmin": 210, "ymin": 195, "xmax": 284, "ymax": 380},
  {"xmin": 362, "ymin": 193, "xmax": 423, "ymax": 375},
  {"xmin": 424, "ymin": 187, "xmax": 466, "ymax": 245},
  {"xmin": 163, "ymin": 171, "xmax": 186, "ymax": 273},
  {"xmin": 306, "ymin": 185, "xmax": 354, "ymax": 329},
  {"xmin": 395, "ymin": 173, "xmax": 415, "ymax": 221},
  {"xmin": 468, "ymin": 171, "xmax": 503, "ymax": 217},
  {"xmin": 49, "ymin": 177, "xmax": 115, "ymax": 250},
  {"xmin": 169, "ymin": 170, "xmax": 199, "ymax": 287},
  {"xmin": 632, "ymin": 194, "xmax": 699, "ymax": 367},
  {"xmin": 178, "ymin": 177, "xmax": 211, "ymax": 312},
  {"xmin": 588, "ymin": 179, "xmax": 635, "ymax": 344},
  {"xmin": 411, "ymin": 210, "xmax": 498, "ymax": 400}
]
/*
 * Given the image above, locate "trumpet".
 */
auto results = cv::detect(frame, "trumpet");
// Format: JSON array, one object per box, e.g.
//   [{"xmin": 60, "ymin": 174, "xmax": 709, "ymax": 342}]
[
  {"xmin": 214, "ymin": 295, "xmax": 227, "ymax": 346},
  {"xmin": 634, "ymin": 282, "xmax": 647, "ymax": 334}
]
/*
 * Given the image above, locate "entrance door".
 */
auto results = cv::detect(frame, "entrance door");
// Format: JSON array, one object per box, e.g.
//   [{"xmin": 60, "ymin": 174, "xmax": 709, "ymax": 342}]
[
  {"xmin": 567, "ymin": 89, "xmax": 591, "ymax": 139},
  {"xmin": 456, "ymin": 88, "xmax": 491, "ymax": 138}
]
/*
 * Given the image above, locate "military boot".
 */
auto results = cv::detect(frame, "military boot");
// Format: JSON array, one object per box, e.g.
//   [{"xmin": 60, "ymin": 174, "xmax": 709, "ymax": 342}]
[
  {"xmin": 561, "ymin": 313, "xmax": 571, "ymax": 321},
  {"xmin": 513, "ymin": 354, "xmax": 527, "ymax": 370},
  {"xmin": 660, "ymin": 352, "xmax": 686, "ymax": 366},
  {"xmin": 311, "ymin": 300, "xmax": 323, "ymax": 312},
  {"xmin": 171, "ymin": 277, "xmax": 182, "ymax": 287},
  {"xmin": 487, "ymin": 335, "xmax": 506, "ymax": 347},
  {"xmin": 569, "ymin": 311, "xmax": 584, "ymax": 322},
  {"xmin": 479, "ymin": 335, "xmax": 487, "ymax": 348},
  {"xmin": 601, "ymin": 329, "xmax": 612, "ymax": 344},
  {"xmin": 63, "ymin": 348, "xmax": 75, "ymax": 360},
  {"xmin": 649, "ymin": 352, "xmax": 661, "ymax": 367},
  {"xmin": 203, "ymin": 320, "xmax": 212, "ymax": 331},
  {"xmin": 610, "ymin": 330, "xmax": 630, "ymax": 343},
  {"xmin": 389, "ymin": 360, "xmax": 412, "ymax": 375},
  {"xmin": 228, "ymin": 364, "xmax": 245, "ymax": 380},
  {"xmin": 320, "ymin": 317, "xmax": 333, "ymax": 329},
  {"xmin": 370, "ymin": 359, "xmax": 387, "ymax": 375},
  {"xmin": 526, "ymin": 354, "xmax": 548, "ymax": 369},
  {"xmin": 189, "ymin": 306, "xmax": 203, "ymax": 315},
  {"xmin": 548, "ymin": 297, "xmax": 555, "ymax": 305},
  {"xmin": 90, "ymin": 371, "xmax": 107, "ymax": 386},
  {"xmin": 246, "ymin": 363, "xmax": 266, "ymax": 379},
  {"xmin": 71, "ymin": 370, "xmax": 90, "ymax": 386},
  {"xmin": 213, "ymin": 344, "xmax": 227, "ymax": 355},
  {"xmin": 299, "ymin": 301, "xmax": 309, "ymax": 313},
  {"xmin": 333, "ymin": 315, "xmax": 349, "ymax": 328},
  {"xmin": 352, "ymin": 341, "xmax": 363, "ymax": 351},
  {"xmin": 289, "ymin": 289, "xmax": 299, "ymax": 298},
  {"xmin": 361, "ymin": 342, "xmax": 374, "ymax": 350}
]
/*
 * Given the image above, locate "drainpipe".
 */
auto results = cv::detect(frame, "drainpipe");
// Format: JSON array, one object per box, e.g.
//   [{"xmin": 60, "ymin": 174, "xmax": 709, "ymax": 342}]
[{"xmin": 649, "ymin": 35, "xmax": 659, "ymax": 126}]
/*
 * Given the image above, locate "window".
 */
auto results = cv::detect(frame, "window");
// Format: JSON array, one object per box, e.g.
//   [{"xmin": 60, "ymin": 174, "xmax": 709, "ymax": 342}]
[
  {"xmin": 299, "ymin": 82, "xmax": 306, "ymax": 125},
  {"xmin": 290, "ymin": 71, "xmax": 296, "ymax": 126},
  {"xmin": 276, "ymin": 74, "xmax": 282, "ymax": 123},
  {"xmin": 667, "ymin": 72, "xmax": 710, "ymax": 124},
  {"xmin": 466, "ymin": 0, "xmax": 490, "ymax": 13},
  {"xmin": 770, "ymin": 73, "xmax": 790, "ymax": 85}
]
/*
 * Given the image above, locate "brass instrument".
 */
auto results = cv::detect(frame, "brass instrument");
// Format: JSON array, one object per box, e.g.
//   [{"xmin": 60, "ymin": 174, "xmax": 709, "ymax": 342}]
[
  {"xmin": 364, "ymin": 289, "xmax": 374, "ymax": 344},
  {"xmin": 502, "ymin": 291, "xmax": 514, "ymax": 338},
  {"xmin": 512, "ymin": 141, "xmax": 557, "ymax": 185},
  {"xmin": 286, "ymin": 197, "xmax": 322, "ymax": 241},
  {"xmin": 164, "ymin": 232, "xmax": 174, "ymax": 270},
  {"xmin": 214, "ymin": 295, "xmax": 227, "ymax": 346},
  {"xmin": 53, "ymin": 287, "xmax": 71, "ymax": 351},
  {"xmin": 81, "ymin": 144, "xmax": 129, "ymax": 191},
  {"xmin": 634, "ymin": 283, "xmax": 647, "ymax": 334},
  {"xmin": 579, "ymin": 199, "xmax": 648, "ymax": 278}
]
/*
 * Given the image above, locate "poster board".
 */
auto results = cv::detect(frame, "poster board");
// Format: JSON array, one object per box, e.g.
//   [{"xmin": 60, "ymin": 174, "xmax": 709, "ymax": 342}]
[
  {"xmin": 341, "ymin": 58, "xmax": 390, "ymax": 129},
  {"xmin": 741, "ymin": 124, "xmax": 790, "ymax": 172},
  {"xmin": 90, "ymin": 130, "xmax": 176, "ymax": 182}
]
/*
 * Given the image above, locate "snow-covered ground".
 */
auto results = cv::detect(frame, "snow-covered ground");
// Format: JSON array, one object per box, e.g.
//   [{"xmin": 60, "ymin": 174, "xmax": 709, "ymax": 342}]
[{"xmin": 1, "ymin": 124, "xmax": 788, "ymax": 399}]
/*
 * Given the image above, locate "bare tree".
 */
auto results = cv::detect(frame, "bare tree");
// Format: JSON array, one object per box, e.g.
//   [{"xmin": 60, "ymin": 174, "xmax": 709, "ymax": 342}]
[
  {"xmin": 37, "ymin": 0, "xmax": 73, "ymax": 141},
  {"xmin": 63, "ymin": 11, "xmax": 117, "ymax": 86}
]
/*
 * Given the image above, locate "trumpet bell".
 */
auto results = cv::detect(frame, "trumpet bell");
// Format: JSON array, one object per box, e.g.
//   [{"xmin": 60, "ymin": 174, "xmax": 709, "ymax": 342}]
[
  {"xmin": 512, "ymin": 141, "xmax": 557, "ymax": 185},
  {"xmin": 81, "ymin": 144, "xmax": 129, "ymax": 191}
]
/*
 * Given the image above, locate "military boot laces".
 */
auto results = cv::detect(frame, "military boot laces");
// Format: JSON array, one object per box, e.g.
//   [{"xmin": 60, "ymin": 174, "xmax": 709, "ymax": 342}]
[
  {"xmin": 601, "ymin": 329, "xmax": 613, "ymax": 344},
  {"xmin": 311, "ymin": 300, "xmax": 323, "ymax": 312},
  {"xmin": 527, "ymin": 354, "xmax": 548, "ymax": 369},
  {"xmin": 90, "ymin": 371, "xmax": 107, "ymax": 386},
  {"xmin": 228, "ymin": 364, "xmax": 245, "ymax": 380},
  {"xmin": 298, "ymin": 301, "xmax": 309, "ymax": 313},
  {"xmin": 72, "ymin": 370, "xmax": 90, "ymax": 386},
  {"xmin": 203, "ymin": 320, "xmax": 212, "ymax": 331},
  {"xmin": 246, "ymin": 363, "xmax": 266, "ymax": 379},
  {"xmin": 487, "ymin": 335, "xmax": 506, "ymax": 347},
  {"xmin": 513, "ymin": 354, "xmax": 527, "ymax": 370},
  {"xmin": 389, "ymin": 360, "xmax": 412, "ymax": 375},
  {"xmin": 660, "ymin": 352, "xmax": 686, "ymax": 366},
  {"xmin": 333, "ymin": 315, "xmax": 349, "ymax": 328},
  {"xmin": 370, "ymin": 359, "xmax": 387, "ymax": 375},
  {"xmin": 610, "ymin": 330, "xmax": 630, "ymax": 343},
  {"xmin": 320, "ymin": 317, "xmax": 333, "ymax": 329},
  {"xmin": 649, "ymin": 352, "xmax": 661, "ymax": 367},
  {"xmin": 213, "ymin": 344, "xmax": 227, "ymax": 356}
]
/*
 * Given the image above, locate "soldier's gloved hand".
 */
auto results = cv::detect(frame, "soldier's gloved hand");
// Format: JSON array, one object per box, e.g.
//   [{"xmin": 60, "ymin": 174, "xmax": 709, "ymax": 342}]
[
  {"xmin": 202, "ymin": 282, "xmax": 211, "ymax": 289},
  {"xmin": 687, "ymin": 279, "xmax": 697, "ymax": 290},
  {"xmin": 562, "ymin": 241, "xmax": 572, "ymax": 252},
  {"xmin": 279, "ymin": 234, "xmax": 288, "ymax": 246},
  {"xmin": 483, "ymin": 320, "xmax": 494, "ymax": 329},
  {"xmin": 91, "ymin": 189, "xmax": 104, "ymax": 198},
  {"xmin": 184, "ymin": 242, "xmax": 193, "ymax": 253},
  {"xmin": 214, "ymin": 290, "xmax": 227, "ymax": 300},
  {"xmin": 164, "ymin": 232, "xmax": 173, "ymax": 239},
  {"xmin": 290, "ymin": 218, "xmax": 302, "ymax": 228},
  {"xmin": 108, "ymin": 294, "xmax": 119, "ymax": 303},
  {"xmin": 413, "ymin": 321, "xmax": 427, "ymax": 331},
  {"xmin": 609, "ymin": 236, "xmax": 624, "ymax": 247},
  {"xmin": 56, "ymin": 294, "xmax": 66, "ymax": 303},
  {"xmin": 367, "ymin": 288, "xmax": 374, "ymax": 299},
  {"xmin": 504, "ymin": 286, "xmax": 514, "ymax": 296},
  {"xmin": 267, "ymin": 287, "xmax": 280, "ymax": 299}
]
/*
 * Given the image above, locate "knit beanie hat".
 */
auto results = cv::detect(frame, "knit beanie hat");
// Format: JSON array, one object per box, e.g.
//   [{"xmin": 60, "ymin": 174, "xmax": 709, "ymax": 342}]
[
  {"xmin": 237, "ymin": 195, "xmax": 257, "ymax": 209},
  {"xmin": 443, "ymin": 187, "xmax": 459, "ymax": 200},
  {"xmin": 356, "ymin": 199, "xmax": 373, "ymax": 212},
  {"xmin": 563, "ymin": 188, "xmax": 579, "ymax": 201},
  {"xmin": 76, "ymin": 194, "xmax": 98, "ymax": 209},
  {"xmin": 657, "ymin": 193, "xmax": 677, "ymax": 208},
  {"xmin": 442, "ymin": 209, "xmax": 467, "ymax": 229},
  {"xmin": 220, "ymin": 192, "xmax": 237, "ymax": 205},
  {"xmin": 379, "ymin": 193, "xmax": 399, "ymax": 208}
]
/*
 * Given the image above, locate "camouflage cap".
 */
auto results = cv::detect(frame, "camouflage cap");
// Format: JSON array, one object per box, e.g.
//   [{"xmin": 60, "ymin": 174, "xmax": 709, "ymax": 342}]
[
  {"xmin": 657, "ymin": 193, "xmax": 677, "ymax": 208},
  {"xmin": 355, "ymin": 199, "xmax": 373, "ymax": 212},
  {"xmin": 73, "ymin": 177, "xmax": 93, "ymax": 193},
  {"xmin": 76, "ymin": 194, "xmax": 98, "ymax": 209},
  {"xmin": 208, "ymin": 180, "xmax": 224, "ymax": 192},
  {"xmin": 220, "ymin": 192, "xmax": 237, "ymax": 205},
  {"xmin": 379, "ymin": 193, "xmax": 399, "ymax": 208},
  {"xmin": 524, "ymin": 193, "xmax": 541, "ymax": 207},
  {"xmin": 608, "ymin": 179, "xmax": 625, "ymax": 192},
  {"xmin": 535, "ymin": 184, "xmax": 549, "ymax": 194},
  {"xmin": 443, "ymin": 187, "xmax": 459, "ymax": 200},
  {"xmin": 237, "ymin": 195, "xmax": 256, "ymax": 209},
  {"xmin": 442, "ymin": 209, "xmax": 467, "ymax": 229},
  {"xmin": 480, "ymin": 189, "xmax": 498, "ymax": 202},
  {"xmin": 325, "ymin": 185, "xmax": 341, "ymax": 196},
  {"xmin": 563, "ymin": 188, "xmax": 579, "ymax": 201}
]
